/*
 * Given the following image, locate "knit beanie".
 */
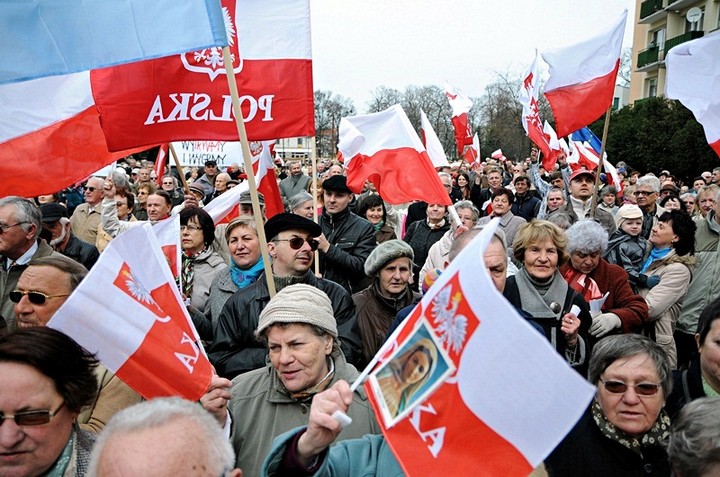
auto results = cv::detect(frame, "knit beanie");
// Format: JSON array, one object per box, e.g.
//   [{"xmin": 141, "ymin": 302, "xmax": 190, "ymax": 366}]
[
  {"xmin": 364, "ymin": 239, "xmax": 414, "ymax": 277},
  {"xmin": 256, "ymin": 284, "xmax": 337, "ymax": 338},
  {"xmin": 614, "ymin": 204, "xmax": 643, "ymax": 229}
]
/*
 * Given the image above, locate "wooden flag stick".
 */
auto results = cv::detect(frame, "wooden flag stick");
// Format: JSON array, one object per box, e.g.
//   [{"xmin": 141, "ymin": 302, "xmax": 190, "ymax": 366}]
[
  {"xmin": 310, "ymin": 136, "xmax": 321, "ymax": 276},
  {"xmin": 222, "ymin": 46, "xmax": 276, "ymax": 297},
  {"xmin": 590, "ymin": 105, "xmax": 613, "ymax": 219},
  {"xmin": 168, "ymin": 143, "xmax": 191, "ymax": 194}
]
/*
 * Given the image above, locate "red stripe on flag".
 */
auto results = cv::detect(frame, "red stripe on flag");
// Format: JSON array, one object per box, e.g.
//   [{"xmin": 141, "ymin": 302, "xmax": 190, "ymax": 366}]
[
  {"xmin": 711, "ymin": 138, "xmax": 720, "ymax": 158},
  {"xmin": 544, "ymin": 61, "xmax": 619, "ymax": 138},
  {"xmin": 91, "ymin": 58, "xmax": 315, "ymax": 151},
  {"xmin": 346, "ymin": 148, "xmax": 451, "ymax": 206},
  {"xmin": 0, "ymin": 106, "xmax": 141, "ymax": 197}
]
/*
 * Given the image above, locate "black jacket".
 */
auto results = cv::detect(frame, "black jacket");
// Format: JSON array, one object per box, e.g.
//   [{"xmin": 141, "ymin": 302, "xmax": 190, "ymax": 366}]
[
  {"xmin": 545, "ymin": 407, "xmax": 671, "ymax": 477},
  {"xmin": 62, "ymin": 235, "xmax": 99, "ymax": 270},
  {"xmin": 318, "ymin": 207, "xmax": 376, "ymax": 295},
  {"xmin": 665, "ymin": 358, "xmax": 705, "ymax": 420},
  {"xmin": 208, "ymin": 272, "xmax": 362, "ymax": 379},
  {"xmin": 511, "ymin": 192, "xmax": 541, "ymax": 221}
]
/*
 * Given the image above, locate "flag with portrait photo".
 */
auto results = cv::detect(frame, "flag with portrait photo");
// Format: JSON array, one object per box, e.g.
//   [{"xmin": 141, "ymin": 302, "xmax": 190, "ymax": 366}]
[
  {"xmin": 48, "ymin": 223, "xmax": 212, "ymax": 401},
  {"xmin": 362, "ymin": 219, "xmax": 595, "ymax": 476}
]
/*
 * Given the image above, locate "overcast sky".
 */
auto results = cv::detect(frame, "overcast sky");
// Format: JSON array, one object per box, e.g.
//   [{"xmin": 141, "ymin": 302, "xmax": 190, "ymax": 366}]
[{"xmin": 310, "ymin": 0, "xmax": 636, "ymax": 112}]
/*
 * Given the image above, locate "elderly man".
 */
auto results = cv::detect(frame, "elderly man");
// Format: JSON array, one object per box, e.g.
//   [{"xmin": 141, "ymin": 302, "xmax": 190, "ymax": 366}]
[
  {"xmin": 70, "ymin": 176, "xmax": 105, "ymax": 244},
  {"xmin": 206, "ymin": 172, "xmax": 231, "ymax": 204},
  {"xmin": 353, "ymin": 240, "xmax": 420, "ymax": 367},
  {"xmin": 40, "ymin": 203, "xmax": 99, "ymax": 270},
  {"xmin": 160, "ymin": 174, "xmax": 185, "ymax": 207},
  {"xmin": 12, "ymin": 256, "xmax": 141, "ymax": 431},
  {"xmin": 559, "ymin": 169, "xmax": 616, "ymax": 234},
  {"xmin": 317, "ymin": 175, "xmax": 377, "ymax": 294},
  {"xmin": 0, "ymin": 197, "xmax": 61, "ymax": 332},
  {"xmin": 228, "ymin": 284, "xmax": 379, "ymax": 477},
  {"xmin": 88, "ymin": 397, "xmax": 241, "ymax": 477},
  {"xmin": 634, "ymin": 175, "xmax": 666, "ymax": 239},
  {"xmin": 210, "ymin": 213, "xmax": 362, "ymax": 378},
  {"xmin": 471, "ymin": 167, "xmax": 505, "ymax": 217},
  {"xmin": 196, "ymin": 160, "xmax": 220, "ymax": 196},
  {"xmin": 101, "ymin": 183, "xmax": 173, "ymax": 237},
  {"xmin": 279, "ymin": 160, "xmax": 311, "ymax": 202}
]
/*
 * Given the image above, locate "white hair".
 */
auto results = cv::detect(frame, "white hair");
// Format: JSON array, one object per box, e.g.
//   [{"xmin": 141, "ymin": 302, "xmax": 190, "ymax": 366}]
[{"xmin": 636, "ymin": 175, "xmax": 660, "ymax": 193}]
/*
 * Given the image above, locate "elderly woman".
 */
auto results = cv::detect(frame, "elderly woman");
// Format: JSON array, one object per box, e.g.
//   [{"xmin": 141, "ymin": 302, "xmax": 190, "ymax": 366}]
[
  {"xmin": 638, "ymin": 210, "xmax": 696, "ymax": 369},
  {"xmin": 0, "ymin": 328, "xmax": 98, "ymax": 477},
  {"xmin": 478, "ymin": 188, "xmax": 527, "ymax": 251},
  {"xmin": 667, "ymin": 398, "xmax": 720, "ymax": 477},
  {"xmin": 665, "ymin": 296, "xmax": 720, "ymax": 418},
  {"xmin": 356, "ymin": 194, "xmax": 396, "ymax": 244},
  {"xmin": 545, "ymin": 334, "xmax": 672, "ymax": 476},
  {"xmin": 287, "ymin": 190, "xmax": 314, "ymax": 219},
  {"xmin": 228, "ymin": 284, "xmax": 380, "ymax": 477},
  {"xmin": 679, "ymin": 192, "xmax": 697, "ymax": 216},
  {"xmin": 180, "ymin": 207, "xmax": 228, "ymax": 314},
  {"xmin": 560, "ymin": 220, "xmax": 649, "ymax": 338},
  {"xmin": 696, "ymin": 185, "xmax": 718, "ymax": 219},
  {"xmin": 503, "ymin": 221, "xmax": 592, "ymax": 371},
  {"xmin": 403, "ymin": 203, "xmax": 450, "ymax": 289},
  {"xmin": 191, "ymin": 217, "xmax": 263, "ymax": 342},
  {"xmin": 419, "ymin": 200, "xmax": 479, "ymax": 284}
]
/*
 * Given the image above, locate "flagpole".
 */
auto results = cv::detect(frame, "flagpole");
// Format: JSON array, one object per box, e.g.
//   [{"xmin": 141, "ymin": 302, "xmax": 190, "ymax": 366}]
[
  {"xmin": 310, "ymin": 136, "xmax": 321, "ymax": 276},
  {"xmin": 168, "ymin": 144, "xmax": 191, "ymax": 194},
  {"xmin": 590, "ymin": 105, "xmax": 612, "ymax": 218},
  {"xmin": 221, "ymin": 46, "xmax": 276, "ymax": 297}
]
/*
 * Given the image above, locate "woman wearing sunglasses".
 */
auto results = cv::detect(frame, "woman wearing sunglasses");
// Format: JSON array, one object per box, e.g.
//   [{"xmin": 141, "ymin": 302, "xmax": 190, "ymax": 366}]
[
  {"xmin": 0, "ymin": 327, "xmax": 98, "ymax": 477},
  {"xmin": 545, "ymin": 334, "xmax": 672, "ymax": 476}
]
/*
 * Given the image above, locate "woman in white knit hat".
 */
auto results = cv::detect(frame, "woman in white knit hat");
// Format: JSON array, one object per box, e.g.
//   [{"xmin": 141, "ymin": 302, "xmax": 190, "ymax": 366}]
[{"xmin": 227, "ymin": 284, "xmax": 379, "ymax": 477}]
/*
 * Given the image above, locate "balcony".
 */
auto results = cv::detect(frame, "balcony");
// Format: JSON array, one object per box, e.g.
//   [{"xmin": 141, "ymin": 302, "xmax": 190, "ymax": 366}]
[
  {"xmin": 639, "ymin": 0, "xmax": 667, "ymax": 24},
  {"xmin": 637, "ymin": 46, "xmax": 660, "ymax": 70},
  {"xmin": 664, "ymin": 30, "xmax": 704, "ymax": 54}
]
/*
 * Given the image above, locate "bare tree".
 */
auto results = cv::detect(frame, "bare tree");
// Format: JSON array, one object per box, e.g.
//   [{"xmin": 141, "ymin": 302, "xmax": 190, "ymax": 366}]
[
  {"xmin": 314, "ymin": 90, "xmax": 356, "ymax": 159},
  {"xmin": 617, "ymin": 47, "xmax": 632, "ymax": 87},
  {"xmin": 366, "ymin": 86, "xmax": 403, "ymax": 113}
]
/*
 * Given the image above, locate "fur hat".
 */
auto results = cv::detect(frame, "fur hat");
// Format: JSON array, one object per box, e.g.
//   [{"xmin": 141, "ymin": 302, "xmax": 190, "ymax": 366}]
[
  {"xmin": 614, "ymin": 204, "xmax": 643, "ymax": 229},
  {"xmin": 364, "ymin": 239, "xmax": 414, "ymax": 277},
  {"xmin": 255, "ymin": 284, "xmax": 337, "ymax": 338}
]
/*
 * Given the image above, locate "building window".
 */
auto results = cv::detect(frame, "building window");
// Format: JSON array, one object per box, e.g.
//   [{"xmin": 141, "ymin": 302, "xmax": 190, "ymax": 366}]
[
  {"xmin": 651, "ymin": 28, "xmax": 665, "ymax": 50},
  {"xmin": 647, "ymin": 78, "xmax": 658, "ymax": 98}
]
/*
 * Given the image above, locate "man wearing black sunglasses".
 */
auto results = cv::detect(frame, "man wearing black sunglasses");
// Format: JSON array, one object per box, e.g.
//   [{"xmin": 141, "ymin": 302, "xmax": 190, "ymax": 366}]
[
  {"xmin": 69, "ymin": 176, "xmax": 104, "ymax": 245},
  {"xmin": 0, "ymin": 197, "xmax": 62, "ymax": 333},
  {"xmin": 210, "ymin": 213, "xmax": 362, "ymax": 379}
]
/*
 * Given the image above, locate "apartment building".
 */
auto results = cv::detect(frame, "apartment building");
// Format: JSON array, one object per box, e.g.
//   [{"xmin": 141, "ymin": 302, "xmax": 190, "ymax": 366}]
[{"xmin": 629, "ymin": 0, "xmax": 720, "ymax": 103}]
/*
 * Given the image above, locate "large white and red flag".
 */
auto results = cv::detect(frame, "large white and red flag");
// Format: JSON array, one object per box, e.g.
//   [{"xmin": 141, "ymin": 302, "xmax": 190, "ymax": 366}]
[
  {"xmin": 362, "ymin": 220, "xmax": 594, "ymax": 476},
  {"xmin": 0, "ymin": 0, "xmax": 227, "ymax": 198},
  {"xmin": 541, "ymin": 10, "xmax": 627, "ymax": 137},
  {"xmin": 249, "ymin": 141, "xmax": 284, "ymax": 219},
  {"xmin": 153, "ymin": 215, "xmax": 181, "ymax": 281},
  {"xmin": 444, "ymin": 83, "xmax": 474, "ymax": 157},
  {"xmin": 419, "ymin": 110, "xmax": 450, "ymax": 168},
  {"xmin": 203, "ymin": 178, "xmax": 250, "ymax": 225},
  {"xmin": 665, "ymin": 32, "xmax": 720, "ymax": 157},
  {"xmin": 567, "ymin": 140, "xmax": 600, "ymax": 171},
  {"xmin": 91, "ymin": 0, "xmax": 314, "ymax": 152},
  {"xmin": 49, "ymin": 223, "xmax": 213, "ymax": 400},
  {"xmin": 338, "ymin": 105, "xmax": 452, "ymax": 206},
  {"xmin": 463, "ymin": 133, "xmax": 480, "ymax": 164}
]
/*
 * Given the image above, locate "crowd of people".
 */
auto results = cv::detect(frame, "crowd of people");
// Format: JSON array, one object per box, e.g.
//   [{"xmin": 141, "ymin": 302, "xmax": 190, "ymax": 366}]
[{"xmin": 2, "ymin": 150, "xmax": 720, "ymax": 477}]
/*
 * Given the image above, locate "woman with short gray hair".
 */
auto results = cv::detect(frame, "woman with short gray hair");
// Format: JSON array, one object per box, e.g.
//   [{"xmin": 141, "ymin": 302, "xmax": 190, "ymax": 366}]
[
  {"xmin": 545, "ymin": 334, "xmax": 672, "ymax": 476},
  {"xmin": 561, "ymin": 220, "xmax": 648, "ymax": 339},
  {"xmin": 667, "ymin": 398, "xmax": 720, "ymax": 477}
]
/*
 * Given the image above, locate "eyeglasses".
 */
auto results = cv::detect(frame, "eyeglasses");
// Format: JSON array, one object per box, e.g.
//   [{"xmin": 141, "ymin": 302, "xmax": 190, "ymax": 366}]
[
  {"xmin": 633, "ymin": 190, "xmax": 655, "ymax": 197},
  {"xmin": 0, "ymin": 222, "xmax": 27, "ymax": 234},
  {"xmin": 600, "ymin": 379, "xmax": 662, "ymax": 396},
  {"xmin": 9, "ymin": 290, "xmax": 71, "ymax": 305},
  {"xmin": 0, "ymin": 402, "xmax": 65, "ymax": 427},
  {"xmin": 180, "ymin": 224, "xmax": 203, "ymax": 232},
  {"xmin": 84, "ymin": 187, "xmax": 98, "ymax": 192},
  {"xmin": 116, "ymin": 201, "xmax": 128, "ymax": 208},
  {"xmin": 273, "ymin": 237, "xmax": 318, "ymax": 251}
]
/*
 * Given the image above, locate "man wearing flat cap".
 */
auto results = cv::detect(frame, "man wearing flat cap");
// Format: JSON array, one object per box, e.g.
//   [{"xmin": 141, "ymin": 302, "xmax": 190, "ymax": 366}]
[
  {"xmin": 316, "ymin": 175, "xmax": 377, "ymax": 294},
  {"xmin": 352, "ymin": 240, "xmax": 420, "ymax": 367},
  {"xmin": 40, "ymin": 203, "xmax": 99, "ymax": 270},
  {"xmin": 209, "ymin": 213, "xmax": 362, "ymax": 379}
]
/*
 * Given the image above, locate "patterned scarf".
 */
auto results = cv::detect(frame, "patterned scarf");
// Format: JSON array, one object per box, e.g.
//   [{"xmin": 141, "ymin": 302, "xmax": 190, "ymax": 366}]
[
  {"xmin": 230, "ymin": 256, "xmax": 264, "ymax": 289},
  {"xmin": 562, "ymin": 267, "xmax": 603, "ymax": 303},
  {"xmin": 591, "ymin": 399, "xmax": 670, "ymax": 456},
  {"xmin": 181, "ymin": 247, "xmax": 207, "ymax": 298}
]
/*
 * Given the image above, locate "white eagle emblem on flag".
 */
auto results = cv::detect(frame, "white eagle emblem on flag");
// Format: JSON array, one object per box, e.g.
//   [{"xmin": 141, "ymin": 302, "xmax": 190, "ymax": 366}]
[{"xmin": 180, "ymin": 5, "xmax": 242, "ymax": 81}]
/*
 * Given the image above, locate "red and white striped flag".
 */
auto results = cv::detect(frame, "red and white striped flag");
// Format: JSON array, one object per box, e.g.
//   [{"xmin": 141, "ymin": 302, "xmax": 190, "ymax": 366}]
[
  {"xmin": 420, "ymin": 110, "xmax": 449, "ymax": 168},
  {"xmin": 154, "ymin": 144, "xmax": 169, "ymax": 186},
  {"xmin": 444, "ymin": 83, "xmax": 474, "ymax": 157},
  {"xmin": 364, "ymin": 220, "xmax": 594, "ymax": 476},
  {"xmin": 250, "ymin": 141, "xmax": 284, "ymax": 219},
  {"xmin": 152, "ymin": 214, "xmax": 181, "ymax": 281},
  {"xmin": 49, "ymin": 223, "xmax": 212, "ymax": 400}
]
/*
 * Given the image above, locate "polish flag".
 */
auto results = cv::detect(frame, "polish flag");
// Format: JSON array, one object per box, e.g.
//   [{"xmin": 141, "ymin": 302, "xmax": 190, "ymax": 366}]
[
  {"xmin": 338, "ymin": 105, "xmax": 452, "ymax": 206},
  {"xmin": 203, "ymin": 179, "xmax": 250, "ymax": 224},
  {"xmin": 420, "ymin": 110, "xmax": 450, "ymax": 168},
  {"xmin": 571, "ymin": 128, "xmax": 623, "ymax": 196},
  {"xmin": 603, "ymin": 159, "xmax": 624, "ymax": 197},
  {"xmin": 444, "ymin": 83, "xmax": 474, "ymax": 157},
  {"xmin": 541, "ymin": 121, "xmax": 566, "ymax": 171},
  {"xmin": 152, "ymin": 215, "xmax": 181, "ymax": 281},
  {"xmin": 0, "ymin": 73, "xmax": 147, "ymax": 197},
  {"xmin": 49, "ymin": 223, "xmax": 213, "ymax": 400},
  {"xmin": 154, "ymin": 144, "xmax": 169, "ymax": 186},
  {"xmin": 364, "ymin": 220, "xmax": 594, "ymax": 476},
  {"xmin": 91, "ymin": 0, "xmax": 314, "ymax": 152},
  {"xmin": 665, "ymin": 32, "xmax": 720, "ymax": 157},
  {"xmin": 568, "ymin": 140, "xmax": 600, "ymax": 171},
  {"xmin": 541, "ymin": 10, "xmax": 627, "ymax": 137},
  {"xmin": 463, "ymin": 133, "xmax": 480, "ymax": 164},
  {"xmin": 249, "ymin": 141, "xmax": 284, "ymax": 219},
  {"xmin": 491, "ymin": 149, "xmax": 505, "ymax": 161}
]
